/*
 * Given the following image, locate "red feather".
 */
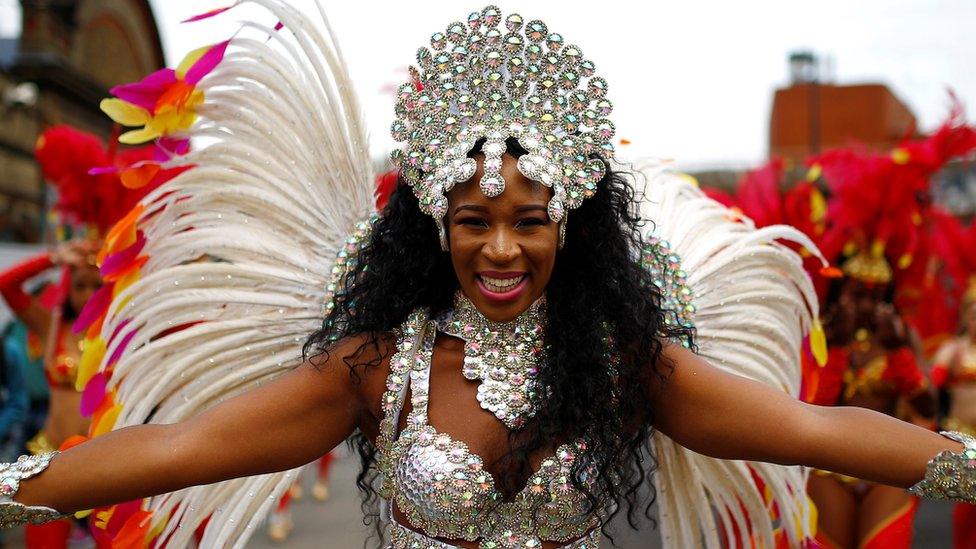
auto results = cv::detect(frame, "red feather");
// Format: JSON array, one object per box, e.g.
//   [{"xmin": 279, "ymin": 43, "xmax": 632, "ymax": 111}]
[{"xmin": 35, "ymin": 125, "xmax": 184, "ymax": 234}]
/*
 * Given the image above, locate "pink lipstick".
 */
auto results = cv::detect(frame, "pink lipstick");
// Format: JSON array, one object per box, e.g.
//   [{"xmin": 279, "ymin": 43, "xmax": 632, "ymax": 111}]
[{"xmin": 476, "ymin": 271, "xmax": 528, "ymax": 302}]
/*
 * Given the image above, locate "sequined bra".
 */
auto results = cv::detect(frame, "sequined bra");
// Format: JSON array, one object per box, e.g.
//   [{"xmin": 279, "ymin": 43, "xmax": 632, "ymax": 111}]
[{"xmin": 376, "ymin": 309, "xmax": 604, "ymax": 549}]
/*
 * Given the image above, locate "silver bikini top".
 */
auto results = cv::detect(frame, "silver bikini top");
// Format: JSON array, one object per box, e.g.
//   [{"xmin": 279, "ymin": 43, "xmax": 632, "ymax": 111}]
[{"xmin": 376, "ymin": 309, "xmax": 605, "ymax": 548}]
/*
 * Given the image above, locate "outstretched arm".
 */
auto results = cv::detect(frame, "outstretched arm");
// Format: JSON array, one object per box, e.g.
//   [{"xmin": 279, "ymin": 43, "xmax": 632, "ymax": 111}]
[
  {"xmin": 652, "ymin": 344, "xmax": 961, "ymax": 488},
  {"xmin": 14, "ymin": 351, "xmax": 363, "ymax": 513}
]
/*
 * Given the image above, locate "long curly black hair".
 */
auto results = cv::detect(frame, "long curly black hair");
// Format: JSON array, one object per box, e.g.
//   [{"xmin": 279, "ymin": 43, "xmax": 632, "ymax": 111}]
[{"xmin": 304, "ymin": 140, "xmax": 694, "ymax": 544}]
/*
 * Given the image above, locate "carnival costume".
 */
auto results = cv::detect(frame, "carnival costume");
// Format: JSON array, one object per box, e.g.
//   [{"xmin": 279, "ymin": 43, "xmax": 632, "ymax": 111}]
[
  {"xmin": 802, "ymin": 108, "xmax": 976, "ymax": 415},
  {"xmin": 1, "ymin": 2, "xmax": 975, "ymax": 548}
]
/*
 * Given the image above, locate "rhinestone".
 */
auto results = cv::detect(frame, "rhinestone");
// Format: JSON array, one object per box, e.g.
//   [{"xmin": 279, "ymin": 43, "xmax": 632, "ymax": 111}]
[
  {"xmin": 481, "ymin": 5, "xmax": 501, "ymax": 27},
  {"xmin": 547, "ymin": 198, "xmax": 565, "ymax": 222},
  {"xmin": 505, "ymin": 13, "xmax": 524, "ymax": 31},
  {"xmin": 526, "ymin": 20, "xmax": 547, "ymax": 41},
  {"xmin": 562, "ymin": 44, "xmax": 583, "ymax": 61},
  {"xmin": 446, "ymin": 22, "xmax": 467, "ymax": 44},
  {"xmin": 480, "ymin": 176, "xmax": 504, "ymax": 197},
  {"xmin": 467, "ymin": 32, "xmax": 484, "ymax": 52},
  {"xmin": 580, "ymin": 59, "xmax": 596, "ymax": 77},
  {"xmin": 430, "ymin": 32, "xmax": 446, "ymax": 50},
  {"xmin": 588, "ymin": 77, "xmax": 608, "ymax": 98},
  {"xmin": 483, "ymin": 140, "xmax": 505, "ymax": 156},
  {"xmin": 484, "ymin": 28, "xmax": 502, "ymax": 46},
  {"xmin": 503, "ymin": 32, "xmax": 524, "ymax": 54}
]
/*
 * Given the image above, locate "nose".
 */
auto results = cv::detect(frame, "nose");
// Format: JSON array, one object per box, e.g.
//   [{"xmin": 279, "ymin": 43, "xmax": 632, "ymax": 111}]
[{"xmin": 483, "ymin": 227, "xmax": 519, "ymax": 265}]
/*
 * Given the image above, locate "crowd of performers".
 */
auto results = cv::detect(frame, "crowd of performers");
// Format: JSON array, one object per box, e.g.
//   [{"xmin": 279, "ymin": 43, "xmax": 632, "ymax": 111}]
[
  {"xmin": 705, "ymin": 100, "xmax": 976, "ymax": 549},
  {"xmin": 1, "ymin": 108, "xmax": 975, "ymax": 548}
]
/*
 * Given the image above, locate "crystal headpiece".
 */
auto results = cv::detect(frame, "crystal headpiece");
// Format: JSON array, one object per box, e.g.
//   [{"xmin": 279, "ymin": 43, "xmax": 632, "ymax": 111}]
[{"xmin": 390, "ymin": 6, "xmax": 616, "ymax": 239}]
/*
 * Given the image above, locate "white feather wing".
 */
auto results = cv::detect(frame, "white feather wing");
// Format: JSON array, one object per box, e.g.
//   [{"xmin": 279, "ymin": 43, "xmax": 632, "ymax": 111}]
[
  {"xmin": 632, "ymin": 159, "xmax": 819, "ymax": 548},
  {"xmin": 93, "ymin": 1, "xmax": 373, "ymax": 546}
]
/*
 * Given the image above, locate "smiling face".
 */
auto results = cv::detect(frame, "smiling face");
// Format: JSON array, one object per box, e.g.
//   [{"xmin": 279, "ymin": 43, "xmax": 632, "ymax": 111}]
[{"xmin": 446, "ymin": 152, "xmax": 558, "ymax": 322}]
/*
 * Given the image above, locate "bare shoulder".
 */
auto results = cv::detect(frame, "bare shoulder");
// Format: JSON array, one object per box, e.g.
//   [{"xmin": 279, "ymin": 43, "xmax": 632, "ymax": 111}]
[
  {"xmin": 639, "ymin": 340, "xmax": 688, "ymax": 393},
  {"xmin": 305, "ymin": 332, "xmax": 396, "ymax": 410}
]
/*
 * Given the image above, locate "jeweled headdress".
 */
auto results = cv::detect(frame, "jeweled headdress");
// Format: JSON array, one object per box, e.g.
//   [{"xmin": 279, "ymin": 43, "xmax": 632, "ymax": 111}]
[{"xmin": 390, "ymin": 5, "xmax": 616, "ymax": 246}]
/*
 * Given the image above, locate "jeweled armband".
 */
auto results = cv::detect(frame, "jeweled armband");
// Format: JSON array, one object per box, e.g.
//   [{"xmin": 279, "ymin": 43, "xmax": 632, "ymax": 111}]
[
  {"xmin": 907, "ymin": 431, "xmax": 976, "ymax": 503},
  {"xmin": 0, "ymin": 453, "xmax": 68, "ymax": 528}
]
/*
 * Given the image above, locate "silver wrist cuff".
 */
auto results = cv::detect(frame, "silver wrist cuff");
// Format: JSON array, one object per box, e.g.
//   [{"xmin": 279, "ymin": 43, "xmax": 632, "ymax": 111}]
[
  {"xmin": 907, "ymin": 431, "xmax": 976, "ymax": 503},
  {"xmin": 0, "ymin": 453, "xmax": 68, "ymax": 529}
]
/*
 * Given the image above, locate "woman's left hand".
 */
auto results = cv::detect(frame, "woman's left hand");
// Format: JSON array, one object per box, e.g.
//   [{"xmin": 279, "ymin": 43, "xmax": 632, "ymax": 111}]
[{"xmin": 651, "ymin": 344, "xmax": 961, "ymax": 489}]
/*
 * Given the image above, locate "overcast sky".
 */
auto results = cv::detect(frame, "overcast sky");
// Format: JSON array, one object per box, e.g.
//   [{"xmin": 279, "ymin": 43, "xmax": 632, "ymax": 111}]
[{"xmin": 2, "ymin": 0, "xmax": 974, "ymax": 168}]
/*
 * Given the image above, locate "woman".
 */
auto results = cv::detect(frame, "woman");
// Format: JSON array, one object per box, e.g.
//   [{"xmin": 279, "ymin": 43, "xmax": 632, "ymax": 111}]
[
  {"xmin": 808, "ymin": 276, "xmax": 935, "ymax": 549},
  {"xmin": 0, "ymin": 240, "xmax": 100, "ymax": 546},
  {"xmin": 0, "ymin": 242, "xmax": 99, "ymax": 452},
  {"xmin": 3, "ymin": 123, "xmax": 184, "ymax": 547},
  {"xmin": 797, "ymin": 126, "xmax": 976, "ymax": 548},
  {"xmin": 696, "ymin": 144, "xmax": 958, "ymax": 548},
  {"xmin": 0, "ymin": 3, "xmax": 973, "ymax": 548}
]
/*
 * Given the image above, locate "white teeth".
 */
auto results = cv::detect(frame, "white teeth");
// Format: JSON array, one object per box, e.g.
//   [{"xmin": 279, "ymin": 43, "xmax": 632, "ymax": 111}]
[{"xmin": 480, "ymin": 275, "xmax": 524, "ymax": 293}]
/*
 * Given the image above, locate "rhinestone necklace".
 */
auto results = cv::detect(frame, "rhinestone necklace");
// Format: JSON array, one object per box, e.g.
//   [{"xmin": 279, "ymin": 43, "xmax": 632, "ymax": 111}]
[{"xmin": 436, "ymin": 291, "xmax": 546, "ymax": 429}]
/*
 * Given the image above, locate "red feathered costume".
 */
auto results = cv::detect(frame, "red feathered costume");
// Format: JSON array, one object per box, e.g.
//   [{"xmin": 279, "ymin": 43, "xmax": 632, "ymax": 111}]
[{"xmin": 705, "ymin": 99, "xmax": 976, "ymax": 549}]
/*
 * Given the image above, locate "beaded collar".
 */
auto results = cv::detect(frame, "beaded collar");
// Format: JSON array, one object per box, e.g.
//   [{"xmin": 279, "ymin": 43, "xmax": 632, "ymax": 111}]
[{"xmin": 436, "ymin": 291, "xmax": 546, "ymax": 429}]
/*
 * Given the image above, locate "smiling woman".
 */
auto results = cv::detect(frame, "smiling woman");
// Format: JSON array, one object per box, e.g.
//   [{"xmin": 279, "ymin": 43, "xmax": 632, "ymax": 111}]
[
  {"xmin": 1, "ymin": 2, "xmax": 975, "ymax": 549},
  {"xmin": 302, "ymin": 132, "xmax": 693, "ymax": 543}
]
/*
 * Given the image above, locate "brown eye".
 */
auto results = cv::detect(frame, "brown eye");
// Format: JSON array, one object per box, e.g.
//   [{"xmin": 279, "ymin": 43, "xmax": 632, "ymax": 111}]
[
  {"xmin": 516, "ymin": 217, "xmax": 547, "ymax": 229},
  {"xmin": 456, "ymin": 217, "xmax": 488, "ymax": 228}
]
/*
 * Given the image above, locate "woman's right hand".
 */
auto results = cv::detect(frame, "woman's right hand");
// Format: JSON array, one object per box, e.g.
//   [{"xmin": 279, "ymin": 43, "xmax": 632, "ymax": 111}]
[{"xmin": 49, "ymin": 239, "xmax": 100, "ymax": 268}]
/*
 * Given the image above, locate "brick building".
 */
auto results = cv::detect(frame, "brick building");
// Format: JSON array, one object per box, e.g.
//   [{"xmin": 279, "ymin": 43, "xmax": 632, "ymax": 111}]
[
  {"xmin": 0, "ymin": 0, "xmax": 165, "ymax": 243},
  {"xmin": 769, "ymin": 83, "xmax": 917, "ymax": 161}
]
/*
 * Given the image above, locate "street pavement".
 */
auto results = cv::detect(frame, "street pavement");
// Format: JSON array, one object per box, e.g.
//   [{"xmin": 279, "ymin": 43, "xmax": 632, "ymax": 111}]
[{"xmin": 249, "ymin": 453, "xmax": 956, "ymax": 549}]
